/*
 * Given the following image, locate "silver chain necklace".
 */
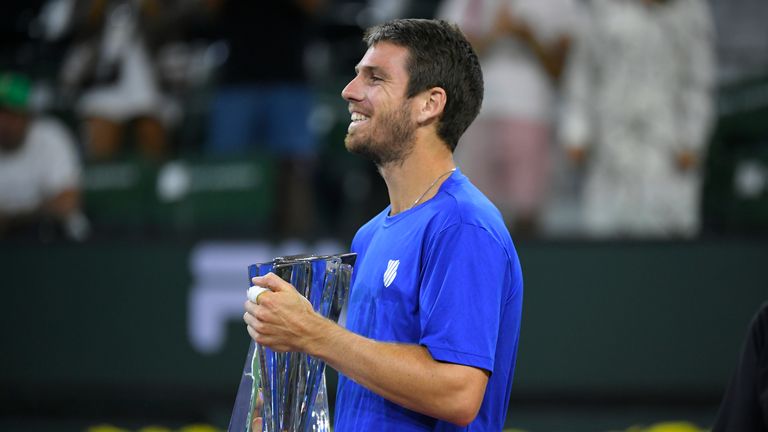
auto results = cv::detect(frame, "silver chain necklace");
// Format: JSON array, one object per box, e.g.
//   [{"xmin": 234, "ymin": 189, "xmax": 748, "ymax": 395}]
[{"xmin": 410, "ymin": 168, "xmax": 456, "ymax": 210}]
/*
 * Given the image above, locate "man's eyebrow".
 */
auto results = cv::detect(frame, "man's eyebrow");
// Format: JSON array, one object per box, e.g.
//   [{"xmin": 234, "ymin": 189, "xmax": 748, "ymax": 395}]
[{"xmin": 354, "ymin": 64, "xmax": 389, "ymax": 78}]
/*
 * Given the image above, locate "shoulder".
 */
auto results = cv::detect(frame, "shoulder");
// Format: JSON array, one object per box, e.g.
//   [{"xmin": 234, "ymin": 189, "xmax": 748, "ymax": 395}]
[
  {"xmin": 433, "ymin": 172, "xmax": 506, "ymax": 233},
  {"xmin": 421, "ymin": 186, "xmax": 523, "ymax": 301},
  {"xmin": 427, "ymin": 173, "xmax": 517, "ymax": 260},
  {"xmin": 26, "ymin": 117, "xmax": 77, "ymax": 151},
  {"xmin": 29, "ymin": 117, "xmax": 75, "ymax": 138}
]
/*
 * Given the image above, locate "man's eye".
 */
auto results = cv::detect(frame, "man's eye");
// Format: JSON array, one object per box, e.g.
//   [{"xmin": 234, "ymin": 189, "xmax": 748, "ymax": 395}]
[{"xmin": 370, "ymin": 76, "xmax": 383, "ymax": 82}]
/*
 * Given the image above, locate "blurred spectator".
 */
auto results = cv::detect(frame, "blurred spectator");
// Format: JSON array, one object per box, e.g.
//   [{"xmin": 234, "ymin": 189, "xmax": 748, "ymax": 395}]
[
  {"xmin": 0, "ymin": 72, "xmax": 89, "ymax": 241},
  {"xmin": 437, "ymin": 0, "xmax": 582, "ymax": 236},
  {"xmin": 59, "ymin": 0, "xmax": 185, "ymax": 162},
  {"xmin": 712, "ymin": 302, "xmax": 768, "ymax": 432},
  {"xmin": 204, "ymin": 0, "xmax": 325, "ymax": 239},
  {"xmin": 559, "ymin": 0, "xmax": 715, "ymax": 238}
]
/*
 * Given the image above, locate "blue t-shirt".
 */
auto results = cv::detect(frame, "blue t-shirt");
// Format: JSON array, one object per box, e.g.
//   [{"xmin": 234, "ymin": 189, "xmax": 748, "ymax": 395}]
[{"xmin": 334, "ymin": 169, "xmax": 524, "ymax": 431}]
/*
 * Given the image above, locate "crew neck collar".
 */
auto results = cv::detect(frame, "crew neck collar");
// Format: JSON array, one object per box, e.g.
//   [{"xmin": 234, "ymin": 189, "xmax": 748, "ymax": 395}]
[{"xmin": 383, "ymin": 168, "xmax": 462, "ymax": 226}]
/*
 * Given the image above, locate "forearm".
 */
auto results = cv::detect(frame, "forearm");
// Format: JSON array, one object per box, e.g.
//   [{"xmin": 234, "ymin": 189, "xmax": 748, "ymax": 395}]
[
  {"xmin": 44, "ymin": 188, "xmax": 81, "ymax": 219},
  {"xmin": 308, "ymin": 319, "xmax": 487, "ymax": 426},
  {"xmin": 559, "ymin": 33, "xmax": 595, "ymax": 150}
]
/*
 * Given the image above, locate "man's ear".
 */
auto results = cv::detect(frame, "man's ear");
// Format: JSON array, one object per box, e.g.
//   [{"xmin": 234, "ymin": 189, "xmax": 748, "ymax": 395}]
[{"xmin": 416, "ymin": 87, "xmax": 447, "ymax": 125}]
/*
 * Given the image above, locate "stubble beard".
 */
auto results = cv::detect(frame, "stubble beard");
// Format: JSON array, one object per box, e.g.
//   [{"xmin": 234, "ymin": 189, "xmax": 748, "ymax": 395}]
[{"xmin": 345, "ymin": 103, "xmax": 416, "ymax": 167}]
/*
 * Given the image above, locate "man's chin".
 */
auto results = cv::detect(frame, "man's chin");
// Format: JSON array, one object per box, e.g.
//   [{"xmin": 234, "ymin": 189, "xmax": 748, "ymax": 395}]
[
  {"xmin": 345, "ymin": 138, "xmax": 382, "ymax": 164},
  {"xmin": 344, "ymin": 135, "xmax": 365, "ymax": 155}
]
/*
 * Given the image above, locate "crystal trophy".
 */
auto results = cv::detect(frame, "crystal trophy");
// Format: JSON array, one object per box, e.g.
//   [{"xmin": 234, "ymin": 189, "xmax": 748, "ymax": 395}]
[{"xmin": 228, "ymin": 253, "xmax": 355, "ymax": 432}]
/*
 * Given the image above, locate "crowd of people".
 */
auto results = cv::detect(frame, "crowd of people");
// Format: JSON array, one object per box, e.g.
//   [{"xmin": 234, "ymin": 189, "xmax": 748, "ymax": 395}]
[{"xmin": 0, "ymin": 0, "xmax": 734, "ymax": 242}]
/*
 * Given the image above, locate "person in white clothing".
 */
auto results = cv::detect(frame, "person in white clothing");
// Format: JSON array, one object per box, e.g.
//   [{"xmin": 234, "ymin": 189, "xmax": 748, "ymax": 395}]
[
  {"xmin": 559, "ymin": 0, "xmax": 715, "ymax": 238},
  {"xmin": 438, "ymin": 0, "xmax": 582, "ymax": 235},
  {"xmin": 60, "ymin": 0, "xmax": 180, "ymax": 162},
  {"xmin": 0, "ymin": 72, "xmax": 89, "ymax": 240}
]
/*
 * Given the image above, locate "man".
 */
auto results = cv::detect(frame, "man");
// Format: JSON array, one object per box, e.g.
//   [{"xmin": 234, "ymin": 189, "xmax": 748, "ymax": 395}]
[
  {"xmin": 243, "ymin": 19, "xmax": 523, "ymax": 431},
  {"xmin": 0, "ymin": 72, "xmax": 89, "ymax": 241}
]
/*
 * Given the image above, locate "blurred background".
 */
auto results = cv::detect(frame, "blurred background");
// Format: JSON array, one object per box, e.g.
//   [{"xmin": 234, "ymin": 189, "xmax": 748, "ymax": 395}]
[{"xmin": 1, "ymin": 0, "xmax": 767, "ymax": 431}]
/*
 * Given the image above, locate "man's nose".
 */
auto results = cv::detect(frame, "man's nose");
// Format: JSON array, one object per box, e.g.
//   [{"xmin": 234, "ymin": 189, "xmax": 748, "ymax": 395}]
[{"xmin": 341, "ymin": 76, "xmax": 362, "ymax": 102}]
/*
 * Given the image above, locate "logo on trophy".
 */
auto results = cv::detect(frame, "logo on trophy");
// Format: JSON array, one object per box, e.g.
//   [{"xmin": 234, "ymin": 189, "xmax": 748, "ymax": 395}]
[{"xmin": 228, "ymin": 253, "xmax": 356, "ymax": 432}]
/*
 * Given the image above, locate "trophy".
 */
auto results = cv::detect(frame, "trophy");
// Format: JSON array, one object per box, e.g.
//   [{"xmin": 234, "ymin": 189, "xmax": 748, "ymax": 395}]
[{"xmin": 228, "ymin": 253, "xmax": 356, "ymax": 432}]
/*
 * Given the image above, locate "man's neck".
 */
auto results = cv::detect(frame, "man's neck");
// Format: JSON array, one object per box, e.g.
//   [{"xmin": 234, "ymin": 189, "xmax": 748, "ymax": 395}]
[{"xmin": 380, "ymin": 136, "xmax": 456, "ymax": 216}]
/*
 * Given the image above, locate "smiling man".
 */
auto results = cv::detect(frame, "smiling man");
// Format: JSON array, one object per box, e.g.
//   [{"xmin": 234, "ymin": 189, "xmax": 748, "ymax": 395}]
[{"xmin": 244, "ymin": 19, "xmax": 523, "ymax": 431}]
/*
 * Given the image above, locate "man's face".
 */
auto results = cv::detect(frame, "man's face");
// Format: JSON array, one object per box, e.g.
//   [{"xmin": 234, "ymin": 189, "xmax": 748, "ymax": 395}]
[
  {"xmin": 341, "ymin": 42, "xmax": 417, "ymax": 166},
  {"xmin": 0, "ymin": 109, "xmax": 29, "ymax": 152}
]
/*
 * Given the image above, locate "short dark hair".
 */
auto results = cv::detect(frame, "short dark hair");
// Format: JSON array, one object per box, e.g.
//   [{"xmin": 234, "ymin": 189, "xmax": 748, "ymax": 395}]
[{"xmin": 364, "ymin": 19, "xmax": 484, "ymax": 152}]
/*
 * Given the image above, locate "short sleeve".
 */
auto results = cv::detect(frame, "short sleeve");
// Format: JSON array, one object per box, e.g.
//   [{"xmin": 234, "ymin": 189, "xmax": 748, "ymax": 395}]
[{"xmin": 419, "ymin": 223, "xmax": 509, "ymax": 373}]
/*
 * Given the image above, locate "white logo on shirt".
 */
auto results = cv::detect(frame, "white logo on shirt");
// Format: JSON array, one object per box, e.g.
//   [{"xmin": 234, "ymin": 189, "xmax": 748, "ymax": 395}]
[{"xmin": 383, "ymin": 259, "xmax": 399, "ymax": 287}]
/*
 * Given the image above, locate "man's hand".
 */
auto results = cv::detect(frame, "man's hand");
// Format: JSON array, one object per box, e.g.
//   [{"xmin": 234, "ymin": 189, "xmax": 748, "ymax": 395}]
[
  {"xmin": 243, "ymin": 272, "xmax": 324, "ymax": 353},
  {"xmin": 675, "ymin": 149, "xmax": 698, "ymax": 172},
  {"xmin": 566, "ymin": 146, "xmax": 587, "ymax": 165}
]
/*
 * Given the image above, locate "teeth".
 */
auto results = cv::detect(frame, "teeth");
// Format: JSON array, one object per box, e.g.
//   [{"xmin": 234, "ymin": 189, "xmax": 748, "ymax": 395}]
[{"xmin": 351, "ymin": 112, "xmax": 369, "ymax": 122}]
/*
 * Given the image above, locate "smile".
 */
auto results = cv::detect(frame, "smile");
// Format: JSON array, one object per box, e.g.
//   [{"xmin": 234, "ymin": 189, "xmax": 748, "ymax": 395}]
[
  {"xmin": 351, "ymin": 112, "xmax": 370, "ymax": 122},
  {"xmin": 348, "ymin": 111, "xmax": 370, "ymax": 133}
]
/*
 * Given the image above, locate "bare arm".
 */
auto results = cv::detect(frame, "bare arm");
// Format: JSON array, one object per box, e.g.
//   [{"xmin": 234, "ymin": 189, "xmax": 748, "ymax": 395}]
[
  {"xmin": 674, "ymin": 0, "xmax": 716, "ymax": 171},
  {"xmin": 559, "ymin": 15, "xmax": 598, "ymax": 161},
  {"xmin": 244, "ymin": 273, "xmax": 489, "ymax": 426},
  {"xmin": 0, "ymin": 187, "xmax": 79, "ymax": 225},
  {"xmin": 44, "ymin": 188, "xmax": 81, "ymax": 219}
]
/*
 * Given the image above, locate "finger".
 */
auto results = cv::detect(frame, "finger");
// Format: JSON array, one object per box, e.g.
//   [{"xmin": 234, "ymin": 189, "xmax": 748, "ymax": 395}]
[
  {"xmin": 244, "ymin": 310, "xmax": 272, "ymax": 334},
  {"xmin": 245, "ymin": 301, "xmax": 276, "ymax": 329},
  {"xmin": 243, "ymin": 310, "xmax": 256, "ymax": 327},
  {"xmin": 246, "ymin": 324, "xmax": 260, "ymax": 342},
  {"xmin": 247, "ymin": 286, "xmax": 270, "ymax": 304},
  {"xmin": 251, "ymin": 272, "xmax": 295, "ymax": 293},
  {"xmin": 244, "ymin": 299, "xmax": 258, "ymax": 315},
  {"xmin": 248, "ymin": 328, "xmax": 283, "ymax": 350},
  {"xmin": 251, "ymin": 415, "xmax": 262, "ymax": 431}
]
